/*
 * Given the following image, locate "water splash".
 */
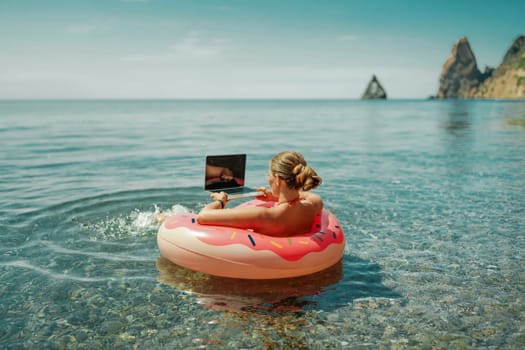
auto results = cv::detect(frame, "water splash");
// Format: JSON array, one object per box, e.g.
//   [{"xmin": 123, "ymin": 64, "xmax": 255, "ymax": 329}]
[{"xmin": 87, "ymin": 204, "xmax": 190, "ymax": 241}]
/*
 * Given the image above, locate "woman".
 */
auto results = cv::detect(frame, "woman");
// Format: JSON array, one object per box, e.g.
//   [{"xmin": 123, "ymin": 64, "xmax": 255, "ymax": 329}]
[{"xmin": 197, "ymin": 151, "xmax": 323, "ymax": 237}]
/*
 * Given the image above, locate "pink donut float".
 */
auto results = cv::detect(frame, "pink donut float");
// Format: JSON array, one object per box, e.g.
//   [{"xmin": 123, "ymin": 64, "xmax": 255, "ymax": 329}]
[{"xmin": 157, "ymin": 199, "xmax": 345, "ymax": 279}]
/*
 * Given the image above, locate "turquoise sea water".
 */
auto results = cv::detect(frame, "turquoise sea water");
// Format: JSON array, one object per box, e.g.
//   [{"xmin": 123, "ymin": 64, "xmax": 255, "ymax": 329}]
[{"xmin": 1, "ymin": 100, "xmax": 524, "ymax": 349}]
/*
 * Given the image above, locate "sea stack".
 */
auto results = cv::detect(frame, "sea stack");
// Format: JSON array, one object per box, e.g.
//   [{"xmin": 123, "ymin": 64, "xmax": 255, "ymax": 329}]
[
  {"xmin": 437, "ymin": 37, "xmax": 486, "ymax": 98},
  {"xmin": 361, "ymin": 75, "xmax": 387, "ymax": 99},
  {"xmin": 437, "ymin": 35, "xmax": 525, "ymax": 99},
  {"xmin": 471, "ymin": 35, "xmax": 525, "ymax": 99}
]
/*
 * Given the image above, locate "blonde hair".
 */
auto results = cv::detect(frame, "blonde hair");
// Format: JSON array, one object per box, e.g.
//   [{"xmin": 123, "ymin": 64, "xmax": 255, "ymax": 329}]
[{"xmin": 270, "ymin": 151, "xmax": 322, "ymax": 191}]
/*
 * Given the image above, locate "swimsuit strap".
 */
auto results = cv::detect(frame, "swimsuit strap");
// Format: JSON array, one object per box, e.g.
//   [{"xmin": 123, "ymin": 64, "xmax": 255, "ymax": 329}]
[{"xmin": 278, "ymin": 196, "xmax": 302, "ymax": 207}]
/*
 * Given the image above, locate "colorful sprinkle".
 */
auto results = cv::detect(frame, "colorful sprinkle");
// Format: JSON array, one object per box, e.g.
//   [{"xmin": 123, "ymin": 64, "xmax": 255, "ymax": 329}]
[
  {"xmin": 287, "ymin": 238, "xmax": 293, "ymax": 246},
  {"xmin": 230, "ymin": 231, "xmax": 237, "ymax": 240},
  {"xmin": 270, "ymin": 241, "xmax": 283, "ymax": 249},
  {"xmin": 191, "ymin": 218, "xmax": 196, "ymax": 223},
  {"xmin": 248, "ymin": 234, "xmax": 256, "ymax": 246},
  {"xmin": 299, "ymin": 240, "xmax": 310, "ymax": 245}
]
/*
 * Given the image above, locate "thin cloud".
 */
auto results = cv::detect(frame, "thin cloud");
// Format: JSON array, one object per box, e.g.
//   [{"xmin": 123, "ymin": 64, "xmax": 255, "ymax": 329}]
[
  {"xmin": 123, "ymin": 53, "xmax": 177, "ymax": 63},
  {"xmin": 66, "ymin": 19, "xmax": 115, "ymax": 34},
  {"xmin": 170, "ymin": 31, "xmax": 228, "ymax": 57},
  {"xmin": 2, "ymin": 71, "xmax": 80, "ymax": 81},
  {"xmin": 268, "ymin": 65, "xmax": 368, "ymax": 80},
  {"xmin": 124, "ymin": 32, "xmax": 230, "ymax": 62},
  {"xmin": 66, "ymin": 24, "xmax": 99, "ymax": 34},
  {"xmin": 338, "ymin": 35, "xmax": 360, "ymax": 42}
]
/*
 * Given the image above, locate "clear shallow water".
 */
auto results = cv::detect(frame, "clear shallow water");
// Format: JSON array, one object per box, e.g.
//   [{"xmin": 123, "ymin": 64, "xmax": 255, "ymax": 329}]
[{"xmin": 1, "ymin": 100, "xmax": 524, "ymax": 348}]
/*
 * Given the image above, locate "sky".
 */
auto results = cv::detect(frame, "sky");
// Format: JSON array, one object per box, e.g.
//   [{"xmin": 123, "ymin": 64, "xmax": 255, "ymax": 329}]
[{"xmin": 1, "ymin": 0, "xmax": 524, "ymax": 99}]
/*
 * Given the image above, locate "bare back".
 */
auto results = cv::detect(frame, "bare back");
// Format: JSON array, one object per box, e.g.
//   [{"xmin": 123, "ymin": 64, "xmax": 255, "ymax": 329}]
[{"xmin": 197, "ymin": 192, "xmax": 323, "ymax": 236}]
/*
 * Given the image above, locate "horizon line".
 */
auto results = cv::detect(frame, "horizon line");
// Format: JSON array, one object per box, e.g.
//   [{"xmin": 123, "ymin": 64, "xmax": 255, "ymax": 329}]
[{"xmin": 1, "ymin": 97, "xmax": 524, "ymax": 102}]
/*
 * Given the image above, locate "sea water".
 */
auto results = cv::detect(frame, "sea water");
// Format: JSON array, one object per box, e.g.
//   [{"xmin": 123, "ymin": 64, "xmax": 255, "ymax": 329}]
[{"xmin": 1, "ymin": 100, "xmax": 524, "ymax": 348}]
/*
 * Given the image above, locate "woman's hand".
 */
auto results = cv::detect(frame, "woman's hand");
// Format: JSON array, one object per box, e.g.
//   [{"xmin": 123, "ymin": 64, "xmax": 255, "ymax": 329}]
[
  {"xmin": 255, "ymin": 187, "xmax": 277, "ymax": 202},
  {"xmin": 200, "ymin": 191, "xmax": 228, "ymax": 210},
  {"xmin": 211, "ymin": 191, "xmax": 228, "ymax": 203}
]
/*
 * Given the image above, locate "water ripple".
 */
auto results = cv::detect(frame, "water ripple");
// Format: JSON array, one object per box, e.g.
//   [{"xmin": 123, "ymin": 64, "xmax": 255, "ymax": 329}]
[
  {"xmin": 39, "ymin": 241, "xmax": 153, "ymax": 262},
  {"xmin": 1, "ymin": 260, "xmax": 155, "ymax": 283}
]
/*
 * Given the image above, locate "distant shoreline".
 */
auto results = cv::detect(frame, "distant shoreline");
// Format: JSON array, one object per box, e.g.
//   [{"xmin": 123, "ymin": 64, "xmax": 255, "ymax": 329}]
[{"xmin": 1, "ymin": 98, "xmax": 524, "ymax": 103}]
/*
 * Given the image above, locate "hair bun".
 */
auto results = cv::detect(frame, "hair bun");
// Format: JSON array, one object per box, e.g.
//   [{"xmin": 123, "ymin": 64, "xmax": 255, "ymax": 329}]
[
  {"xmin": 302, "ymin": 169, "xmax": 322, "ymax": 191},
  {"xmin": 292, "ymin": 164, "xmax": 305, "ymax": 175}
]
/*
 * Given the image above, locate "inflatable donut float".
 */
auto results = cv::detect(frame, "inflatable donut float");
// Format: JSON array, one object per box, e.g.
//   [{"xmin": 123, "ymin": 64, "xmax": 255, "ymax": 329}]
[{"xmin": 157, "ymin": 199, "xmax": 345, "ymax": 279}]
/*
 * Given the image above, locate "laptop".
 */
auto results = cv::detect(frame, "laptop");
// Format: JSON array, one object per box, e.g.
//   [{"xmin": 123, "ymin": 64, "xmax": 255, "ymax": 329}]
[{"xmin": 204, "ymin": 154, "xmax": 263, "ymax": 200}]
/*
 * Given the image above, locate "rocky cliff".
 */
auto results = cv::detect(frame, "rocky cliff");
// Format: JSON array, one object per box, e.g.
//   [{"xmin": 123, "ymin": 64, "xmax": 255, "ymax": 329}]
[
  {"xmin": 437, "ymin": 35, "xmax": 525, "ymax": 99},
  {"xmin": 362, "ymin": 75, "xmax": 387, "ymax": 99}
]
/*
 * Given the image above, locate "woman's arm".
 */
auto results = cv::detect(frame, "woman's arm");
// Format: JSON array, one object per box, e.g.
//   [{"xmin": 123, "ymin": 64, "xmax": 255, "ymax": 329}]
[{"xmin": 197, "ymin": 205, "xmax": 273, "ymax": 230}]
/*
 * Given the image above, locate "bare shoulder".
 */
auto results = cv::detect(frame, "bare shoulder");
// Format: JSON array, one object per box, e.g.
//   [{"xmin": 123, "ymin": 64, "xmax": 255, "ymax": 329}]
[{"xmin": 301, "ymin": 191, "xmax": 323, "ymax": 212}]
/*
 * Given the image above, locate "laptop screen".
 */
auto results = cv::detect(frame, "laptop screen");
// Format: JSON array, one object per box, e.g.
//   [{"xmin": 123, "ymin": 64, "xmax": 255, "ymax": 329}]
[{"xmin": 204, "ymin": 154, "xmax": 247, "ymax": 191}]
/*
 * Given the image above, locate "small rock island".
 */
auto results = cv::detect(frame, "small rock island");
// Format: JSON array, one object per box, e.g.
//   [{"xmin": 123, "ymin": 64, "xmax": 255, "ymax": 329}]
[{"xmin": 361, "ymin": 75, "xmax": 387, "ymax": 99}]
